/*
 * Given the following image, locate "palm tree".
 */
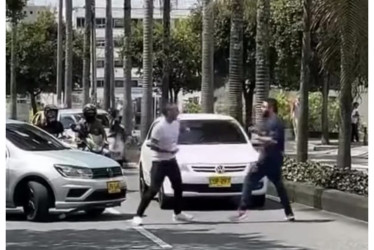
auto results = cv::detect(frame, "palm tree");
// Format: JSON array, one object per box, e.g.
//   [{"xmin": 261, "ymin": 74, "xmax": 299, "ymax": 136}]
[
  {"xmin": 90, "ymin": 0, "xmax": 97, "ymax": 104},
  {"xmin": 321, "ymin": 70, "xmax": 330, "ymax": 145},
  {"xmin": 65, "ymin": 0, "xmax": 73, "ymax": 108},
  {"xmin": 104, "ymin": 0, "xmax": 114, "ymax": 110},
  {"xmin": 83, "ymin": 0, "xmax": 92, "ymax": 105},
  {"xmin": 201, "ymin": 0, "xmax": 214, "ymax": 113},
  {"xmin": 56, "ymin": 0, "xmax": 63, "ymax": 106},
  {"xmin": 296, "ymin": 0, "xmax": 311, "ymax": 162},
  {"xmin": 140, "ymin": 0, "xmax": 154, "ymax": 141},
  {"xmin": 123, "ymin": 0, "xmax": 133, "ymax": 134},
  {"xmin": 227, "ymin": 0, "xmax": 243, "ymax": 123},
  {"xmin": 254, "ymin": 0, "xmax": 270, "ymax": 125},
  {"xmin": 315, "ymin": 0, "xmax": 367, "ymax": 168},
  {"xmin": 161, "ymin": 0, "xmax": 171, "ymax": 107}
]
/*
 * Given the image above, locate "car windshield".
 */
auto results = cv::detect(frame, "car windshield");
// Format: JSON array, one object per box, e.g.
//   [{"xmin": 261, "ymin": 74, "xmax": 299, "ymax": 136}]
[
  {"xmin": 6, "ymin": 123, "xmax": 69, "ymax": 151},
  {"xmin": 178, "ymin": 120, "xmax": 247, "ymax": 145},
  {"xmin": 72, "ymin": 113, "xmax": 110, "ymax": 128}
]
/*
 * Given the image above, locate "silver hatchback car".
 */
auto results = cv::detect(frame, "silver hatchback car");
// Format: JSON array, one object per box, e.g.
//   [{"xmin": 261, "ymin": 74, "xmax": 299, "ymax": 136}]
[{"xmin": 6, "ymin": 120, "xmax": 127, "ymax": 221}]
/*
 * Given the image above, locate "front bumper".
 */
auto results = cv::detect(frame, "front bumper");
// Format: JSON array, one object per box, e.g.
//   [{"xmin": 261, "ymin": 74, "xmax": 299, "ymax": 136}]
[
  {"xmin": 53, "ymin": 176, "xmax": 127, "ymax": 210},
  {"xmin": 163, "ymin": 172, "xmax": 268, "ymax": 197}
]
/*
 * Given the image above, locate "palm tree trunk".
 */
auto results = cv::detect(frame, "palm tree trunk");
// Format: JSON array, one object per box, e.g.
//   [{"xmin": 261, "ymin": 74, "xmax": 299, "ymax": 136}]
[
  {"xmin": 64, "ymin": 0, "xmax": 73, "ymax": 109},
  {"xmin": 321, "ymin": 70, "xmax": 330, "ymax": 145},
  {"xmin": 140, "ymin": 0, "xmax": 154, "ymax": 141},
  {"xmin": 90, "ymin": 0, "xmax": 97, "ymax": 104},
  {"xmin": 104, "ymin": 0, "xmax": 113, "ymax": 110},
  {"xmin": 227, "ymin": 0, "xmax": 243, "ymax": 123},
  {"xmin": 201, "ymin": 0, "xmax": 214, "ymax": 113},
  {"xmin": 296, "ymin": 0, "xmax": 311, "ymax": 162},
  {"xmin": 123, "ymin": 0, "xmax": 133, "ymax": 134},
  {"xmin": 254, "ymin": 0, "xmax": 270, "ymax": 125},
  {"xmin": 83, "ymin": 0, "xmax": 92, "ymax": 105},
  {"xmin": 56, "ymin": 0, "xmax": 63, "ymax": 107},
  {"xmin": 161, "ymin": 0, "xmax": 171, "ymax": 107},
  {"xmin": 10, "ymin": 21, "xmax": 17, "ymax": 119},
  {"xmin": 337, "ymin": 30, "xmax": 352, "ymax": 169}
]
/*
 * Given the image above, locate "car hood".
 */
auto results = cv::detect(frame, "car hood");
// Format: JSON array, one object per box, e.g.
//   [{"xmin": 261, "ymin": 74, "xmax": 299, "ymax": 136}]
[
  {"xmin": 27, "ymin": 149, "xmax": 119, "ymax": 168},
  {"xmin": 176, "ymin": 144, "xmax": 259, "ymax": 165}
]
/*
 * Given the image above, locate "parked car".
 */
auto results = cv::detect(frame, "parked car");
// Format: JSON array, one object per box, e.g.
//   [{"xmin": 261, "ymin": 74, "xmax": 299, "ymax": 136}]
[
  {"xmin": 139, "ymin": 114, "xmax": 267, "ymax": 209},
  {"xmin": 6, "ymin": 120, "xmax": 127, "ymax": 221}
]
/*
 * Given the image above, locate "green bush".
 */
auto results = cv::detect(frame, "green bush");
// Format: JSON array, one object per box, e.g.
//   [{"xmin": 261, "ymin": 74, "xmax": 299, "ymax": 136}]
[
  {"xmin": 183, "ymin": 101, "xmax": 201, "ymax": 113},
  {"xmin": 274, "ymin": 92, "xmax": 340, "ymax": 132},
  {"xmin": 282, "ymin": 157, "xmax": 368, "ymax": 196}
]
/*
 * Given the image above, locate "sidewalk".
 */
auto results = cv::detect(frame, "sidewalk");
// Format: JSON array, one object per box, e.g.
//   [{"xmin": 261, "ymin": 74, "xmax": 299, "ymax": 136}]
[{"xmin": 285, "ymin": 139, "xmax": 368, "ymax": 172}]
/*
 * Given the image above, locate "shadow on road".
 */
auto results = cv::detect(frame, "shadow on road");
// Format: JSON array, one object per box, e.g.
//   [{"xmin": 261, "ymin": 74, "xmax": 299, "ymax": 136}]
[
  {"xmin": 6, "ymin": 211, "xmax": 134, "ymax": 223},
  {"xmin": 6, "ymin": 228, "xmax": 311, "ymax": 250}
]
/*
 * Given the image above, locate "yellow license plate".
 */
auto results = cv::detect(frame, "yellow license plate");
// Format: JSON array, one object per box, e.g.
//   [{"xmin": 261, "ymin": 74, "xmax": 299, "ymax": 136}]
[
  {"xmin": 209, "ymin": 176, "xmax": 231, "ymax": 188},
  {"xmin": 107, "ymin": 181, "xmax": 121, "ymax": 194}
]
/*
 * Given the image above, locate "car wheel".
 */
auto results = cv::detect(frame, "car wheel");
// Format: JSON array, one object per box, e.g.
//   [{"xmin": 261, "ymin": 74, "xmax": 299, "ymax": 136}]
[
  {"xmin": 23, "ymin": 181, "xmax": 50, "ymax": 222},
  {"xmin": 158, "ymin": 186, "xmax": 173, "ymax": 210},
  {"xmin": 251, "ymin": 195, "xmax": 266, "ymax": 208},
  {"xmin": 139, "ymin": 165, "xmax": 149, "ymax": 198},
  {"xmin": 84, "ymin": 208, "xmax": 105, "ymax": 217}
]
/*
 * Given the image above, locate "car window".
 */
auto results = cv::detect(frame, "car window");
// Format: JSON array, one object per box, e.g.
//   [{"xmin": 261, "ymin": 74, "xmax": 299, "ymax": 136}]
[
  {"xmin": 147, "ymin": 121, "xmax": 159, "ymax": 140},
  {"xmin": 178, "ymin": 120, "xmax": 247, "ymax": 145},
  {"xmin": 6, "ymin": 123, "xmax": 69, "ymax": 151},
  {"xmin": 60, "ymin": 115, "xmax": 76, "ymax": 129}
]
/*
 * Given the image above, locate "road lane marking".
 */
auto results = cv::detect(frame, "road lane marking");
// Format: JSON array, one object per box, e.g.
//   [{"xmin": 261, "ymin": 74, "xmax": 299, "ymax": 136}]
[
  {"xmin": 106, "ymin": 208, "xmax": 121, "ymax": 215},
  {"xmin": 133, "ymin": 226, "xmax": 172, "ymax": 249}
]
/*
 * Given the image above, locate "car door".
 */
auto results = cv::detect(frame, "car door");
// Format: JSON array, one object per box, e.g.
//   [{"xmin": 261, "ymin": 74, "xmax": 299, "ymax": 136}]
[
  {"xmin": 141, "ymin": 121, "xmax": 159, "ymax": 185},
  {"xmin": 5, "ymin": 146, "xmax": 10, "ymax": 205}
]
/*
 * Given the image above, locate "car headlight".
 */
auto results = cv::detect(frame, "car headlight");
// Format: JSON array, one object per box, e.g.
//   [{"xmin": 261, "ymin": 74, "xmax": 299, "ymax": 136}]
[
  {"xmin": 179, "ymin": 164, "xmax": 190, "ymax": 172},
  {"xmin": 54, "ymin": 164, "xmax": 93, "ymax": 179}
]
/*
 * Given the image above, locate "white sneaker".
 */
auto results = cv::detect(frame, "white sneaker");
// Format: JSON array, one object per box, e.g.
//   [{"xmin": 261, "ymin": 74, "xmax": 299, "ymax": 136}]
[
  {"xmin": 173, "ymin": 212, "xmax": 194, "ymax": 222},
  {"xmin": 229, "ymin": 210, "xmax": 248, "ymax": 222},
  {"xmin": 132, "ymin": 216, "xmax": 143, "ymax": 226},
  {"xmin": 285, "ymin": 214, "xmax": 295, "ymax": 222}
]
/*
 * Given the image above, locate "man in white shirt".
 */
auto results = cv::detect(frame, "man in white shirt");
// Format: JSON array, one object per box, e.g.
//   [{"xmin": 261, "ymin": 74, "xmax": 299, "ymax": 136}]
[
  {"xmin": 132, "ymin": 103, "xmax": 193, "ymax": 226},
  {"xmin": 351, "ymin": 102, "xmax": 360, "ymax": 142}
]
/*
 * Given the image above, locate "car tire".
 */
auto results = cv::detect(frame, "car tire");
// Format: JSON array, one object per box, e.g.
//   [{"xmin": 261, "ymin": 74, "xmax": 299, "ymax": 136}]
[
  {"xmin": 84, "ymin": 208, "xmax": 105, "ymax": 217},
  {"xmin": 158, "ymin": 186, "xmax": 173, "ymax": 210},
  {"xmin": 251, "ymin": 195, "xmax": 266, "ymax": 208},
  {"xmin": 23, "ymin": 181, "xmax": 50, "ymax": 222},
  {"xmin": 139, "ymin": 165, "xmax": 149, "ymax": 198}
]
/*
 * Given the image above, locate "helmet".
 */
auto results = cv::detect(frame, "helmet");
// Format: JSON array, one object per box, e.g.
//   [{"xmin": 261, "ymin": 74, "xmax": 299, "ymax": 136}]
[
  {"xmin": 44, "ymin": 104, "xmax": 58, "ymax": 122},
  {"xmin": 83, "ymin": 103, "xmax": 97, "ymax": 120}
]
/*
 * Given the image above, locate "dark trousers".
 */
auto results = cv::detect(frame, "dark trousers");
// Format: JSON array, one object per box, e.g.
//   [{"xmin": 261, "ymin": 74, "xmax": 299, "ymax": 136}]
[
  {"xmin": 136, "ymin": 158, "xmax": 183, "ymax": 216},
  {"xmin": 239, "ymin": 162, "xmax": 293, "ymax": 216},
  {"xmin": 352, "ymin": 123, "xmax": 359, "ymax": 142}
]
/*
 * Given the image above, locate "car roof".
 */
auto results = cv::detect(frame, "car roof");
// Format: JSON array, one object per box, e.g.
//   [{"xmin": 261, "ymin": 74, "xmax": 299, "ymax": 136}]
[
  {"xmin": 59, "ymin": 109, "xmax": 108, "ymax": 115},
  {"xmin": 155, "ymin": 113, "xmax": 236, "ymax": 122}
]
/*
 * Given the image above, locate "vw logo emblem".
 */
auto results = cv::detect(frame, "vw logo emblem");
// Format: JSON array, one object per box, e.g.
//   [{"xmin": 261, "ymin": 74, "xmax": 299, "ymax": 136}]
[
  {"xmin": 107, "ymin": 168, "xmax": 114, "ymax": 178},
  {"xmin": 215, "ymin": 165, "xmax": 225, "ymax": 174}
]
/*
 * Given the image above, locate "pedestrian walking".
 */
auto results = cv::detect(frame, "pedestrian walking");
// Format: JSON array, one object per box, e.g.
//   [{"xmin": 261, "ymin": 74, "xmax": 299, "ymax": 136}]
[
  {"xmin": 290, "ymin": 97, "xmax": 300, "ymax": 141},
  {"xmin": 231, "ymin": 98, "xmax": 295, "ymax": 222},
  {"xmin": 351, "ymin": 102, "xmax": 360, "ymax": 143},
  {"xmin": 132, "ymin": 103, "xmax": 194, "ymax": 226}
]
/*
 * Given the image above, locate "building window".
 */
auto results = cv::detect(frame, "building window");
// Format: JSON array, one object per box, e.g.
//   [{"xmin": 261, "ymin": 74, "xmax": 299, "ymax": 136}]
[
  {"xmin": 96, "ymin": 18, "xmax": 106, "ymax": 28},
  {"xmin": 96, "ymin": 39, "xmax": 105, "ymax": 47},
  {"xmin": 114, "ymin": 60, "xmax": 123, "ymax": 68},
  {"xmin": 131, "ymin": 80, "xmax": 138, "ymax": 87},
  {"xmin": 113, "ymin": 18, "xmax": 124, "ymax": 28},
  {"xmin": 115, "ymin": 80, "xmax": 124, "ymax": 88},
  {"xmin": 96, "ymin": 80, "xmax": 104, "ymax": 88},
  {"xmin": 77, "ymin": 17, "xmax": 85, "ymax": 28},
  {"xmin": 96, "ymin": 60, "xmax": 105, "ymax": 68}
]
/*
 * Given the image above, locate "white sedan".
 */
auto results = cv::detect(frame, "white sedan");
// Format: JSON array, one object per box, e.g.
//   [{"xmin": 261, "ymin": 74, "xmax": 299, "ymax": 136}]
[{"xmin": 139, "ymin": 113, "xmax": 267, "ymax": 209}]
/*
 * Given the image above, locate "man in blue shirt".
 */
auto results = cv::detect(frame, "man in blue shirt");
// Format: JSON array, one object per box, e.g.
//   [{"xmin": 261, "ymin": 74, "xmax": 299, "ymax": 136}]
[{"xmin": 232, "ymin": 98, "xmax": 295, "ymax": 221}]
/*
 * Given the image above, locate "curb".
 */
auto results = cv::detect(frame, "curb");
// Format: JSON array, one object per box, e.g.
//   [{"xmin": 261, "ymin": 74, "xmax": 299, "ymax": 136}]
[{"xmin": 267, "ymin": 181, "xmax": 368, "ymax": 222}]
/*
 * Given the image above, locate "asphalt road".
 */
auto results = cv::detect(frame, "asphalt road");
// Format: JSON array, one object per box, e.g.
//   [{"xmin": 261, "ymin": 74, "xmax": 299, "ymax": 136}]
[{"xmin": 6, "ymin": 168, "xmax": 368, "ymax": 250}]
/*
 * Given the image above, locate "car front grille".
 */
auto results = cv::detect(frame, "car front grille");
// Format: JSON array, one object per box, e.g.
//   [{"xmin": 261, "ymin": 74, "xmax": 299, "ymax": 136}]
[
  {"xmin": 191, "ymin": 165, "xmax": 247, "ymax": 173},
  {"xmin": 84, "ymin": 189, "xmax": 127, "ymax": 201},
  {"xmin": 91, "ymin": 167, "xmax": 123, "ymax": 179}
]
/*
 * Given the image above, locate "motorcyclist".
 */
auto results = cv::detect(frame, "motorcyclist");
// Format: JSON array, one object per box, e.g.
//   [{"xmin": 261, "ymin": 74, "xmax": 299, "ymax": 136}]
[
  {"xmin": 37, "ymin": 104, "xmax": 64, "ymax": 137},
  {"xmin": 108, "ymin": 108, "xmax": 126, "ymax": 140}
]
